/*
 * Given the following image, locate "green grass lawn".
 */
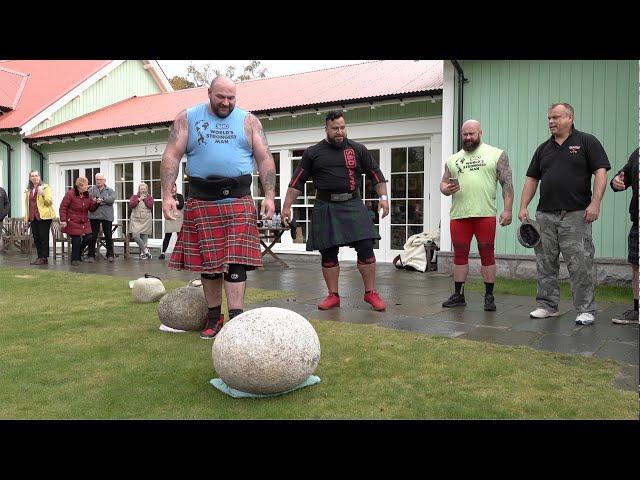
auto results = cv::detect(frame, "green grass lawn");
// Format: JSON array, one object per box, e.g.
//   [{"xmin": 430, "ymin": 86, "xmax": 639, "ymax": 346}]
[
  {"xmin": 0, "ymin": 267, "xmax": 635, "ymax": 419},
  {"xmin": 465, "ymin": 277, "xmax": 632, "ymax": 304}
]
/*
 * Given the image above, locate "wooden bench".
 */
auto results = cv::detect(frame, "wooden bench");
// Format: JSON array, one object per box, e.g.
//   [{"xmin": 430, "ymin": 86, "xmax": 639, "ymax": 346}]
[{"xmin": 1, "ymin": 218, "xmax": 33, "ymax": 253}]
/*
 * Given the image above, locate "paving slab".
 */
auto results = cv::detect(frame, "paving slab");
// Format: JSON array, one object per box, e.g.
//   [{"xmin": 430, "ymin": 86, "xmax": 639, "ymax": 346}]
[
  {"xmin": 594, "ymin": 341, "xmax": 639, "ymax": 366},
  {"xmin": 458, "ymin": 326, "xmax": 543, "ymax": 347},
  {"xmin": 532, "ymin": 334, "xmax": 599, "ymax": 357}
]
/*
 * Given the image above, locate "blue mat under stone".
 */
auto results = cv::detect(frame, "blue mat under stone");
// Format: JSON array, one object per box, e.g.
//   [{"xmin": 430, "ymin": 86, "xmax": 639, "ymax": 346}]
[{"xmin": 210, "ymin": 375, "xmax": 321, "ymax": 398}]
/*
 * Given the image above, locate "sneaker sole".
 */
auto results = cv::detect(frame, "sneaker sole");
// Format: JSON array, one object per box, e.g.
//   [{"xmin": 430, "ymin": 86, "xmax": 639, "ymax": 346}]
[
  {"xmin": 484, "ymin": 306, "xmax": 497, "ymax": 311},
  {"xmin": 611, "ymin": 319, "xmax": 637, "ymax": 325},
  {"xmin": 529, "ymin": 312, "xmax": 560, "ymax": 318},
  {"xmin": 575, "ymin": 320, "xmax": 594, "ymax": 325},
  {"xmin": 443, "ymin": 302, "xmax": 466, "ymax": 308},
  {"xmin": 366, "ymin": 305, "xmax": 386, "ymax": 311},
  {"xmin": 318, "ymin": 305, "xmax": 340, "ymax": 310}
]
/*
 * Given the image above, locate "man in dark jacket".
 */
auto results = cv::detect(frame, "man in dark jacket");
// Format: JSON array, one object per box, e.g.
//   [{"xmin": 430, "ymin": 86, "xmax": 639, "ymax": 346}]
[
  {"xmin": 610, "ymin": 147, "xmax": 639, "ymax": 325},
  {"xmin": 0, "ymin": 186, "xmax": 9, "ymax": 222}
]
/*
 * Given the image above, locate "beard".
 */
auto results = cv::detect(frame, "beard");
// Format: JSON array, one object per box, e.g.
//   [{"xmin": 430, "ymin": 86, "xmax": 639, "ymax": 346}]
[
  {"xmin": 326, "ymin": 134, "xmax": 347, "ymax": 147},
  {"xmin": 211, "ymin": 103, "xmax": 234, "ymax": 118},
  {"xmin": 462, "ymin": 138, "xmax": 480, "ymax": 152}
]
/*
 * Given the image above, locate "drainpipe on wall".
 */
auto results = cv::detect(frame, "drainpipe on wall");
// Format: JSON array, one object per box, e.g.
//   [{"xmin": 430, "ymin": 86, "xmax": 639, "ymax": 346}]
[
  {"xmin": 27, "ymin": 142, "xmax": 46, "ymax": 181},
  {"xmin": 450, "ymin": 60, "xmax": 467, "ymax": 151},
  {"xmin": 0, "ymin": 137, "xmax": 13, "ymax": 213}
]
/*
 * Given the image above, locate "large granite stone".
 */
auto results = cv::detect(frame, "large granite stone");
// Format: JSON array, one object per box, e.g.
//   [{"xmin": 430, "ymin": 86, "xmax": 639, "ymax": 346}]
[
  {"xmin": 157, "ymin": 286, "xmax": 208, "ymax": 331},
  {"xmin": 212, "ymin": 307, "xmax": 321, "ymax": 394},
  {"xmin": 132, "ymin": 277, "xmax": 166, "ymax": 303}
]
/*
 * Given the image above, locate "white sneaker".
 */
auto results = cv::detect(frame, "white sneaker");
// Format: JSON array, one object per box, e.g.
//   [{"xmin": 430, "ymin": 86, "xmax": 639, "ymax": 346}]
[
  {"xmin": 575, "ymin": 313, "xmax": 595, "ymax": 325},
  {"xmin": 529, "ymin": 308, "xmax": 560, "ymax": 318}
]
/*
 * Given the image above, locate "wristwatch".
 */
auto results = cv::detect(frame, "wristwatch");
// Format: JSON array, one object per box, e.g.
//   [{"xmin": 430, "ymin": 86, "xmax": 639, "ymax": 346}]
[{"xmin": 378, "ymin": 195, "xmax": 388, "ymax": 201}]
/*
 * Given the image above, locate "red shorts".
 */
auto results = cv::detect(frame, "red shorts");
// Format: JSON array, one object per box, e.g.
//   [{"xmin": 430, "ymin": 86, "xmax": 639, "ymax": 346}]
[
  {"xmin": 168, "ymin": 196, "xmax": 263, "ymax": 274},
  {"xmin": 450, "ymin": 217, "xmax": 496, "ymax": 266}
]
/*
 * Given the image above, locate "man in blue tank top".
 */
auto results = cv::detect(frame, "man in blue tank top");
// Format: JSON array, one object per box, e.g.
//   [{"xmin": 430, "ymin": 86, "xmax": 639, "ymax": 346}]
[{"xmin": 161, "ymin": 76, "xmax": 277, "ymax": 339}]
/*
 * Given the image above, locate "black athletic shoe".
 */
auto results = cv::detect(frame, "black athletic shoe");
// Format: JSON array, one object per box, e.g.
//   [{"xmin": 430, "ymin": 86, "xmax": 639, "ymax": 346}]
[
  {"xmin": 484, "ymin": 294, "xmax": 496, "ymax": 311},
  {"xmin": 159, "ymin": 253, "xmax": 165, "ymax": 260},
  {"xmin": 442, "ymin": 292, "xmax": 466, "ymax": 308}
]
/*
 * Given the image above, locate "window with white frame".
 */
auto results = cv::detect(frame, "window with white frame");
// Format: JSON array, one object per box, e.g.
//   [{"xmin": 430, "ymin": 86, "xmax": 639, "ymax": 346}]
[
  {"xmin": 253, "ymin": 152, "xmax": 281, "ymax": 236},
  {"xmin": 114, "ymin": 162, "xmax": 134, "ymax": 238},
  {"xmin": 64, "ymin": 169, "xmax": 80, "ymax": 191},
  {"xmin": 290, "ymin": 149, "xmax": 314, "ymax": 244},
  {"xmin": 390, "ymin": 146, "xmax": 425, "ymax": 250},
  {"xmin": 141, "ymin": 160, "xmax": 163, "ymax": 239},
  {"xmin": 85, "ymin": 167, "xmax": 101, "ymax": 187}
]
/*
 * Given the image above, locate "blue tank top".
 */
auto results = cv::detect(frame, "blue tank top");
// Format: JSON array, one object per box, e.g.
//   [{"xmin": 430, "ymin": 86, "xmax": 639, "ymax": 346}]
[{"xmin": 185, "ymin": 103, "xmax": 254, "ymax": 179}]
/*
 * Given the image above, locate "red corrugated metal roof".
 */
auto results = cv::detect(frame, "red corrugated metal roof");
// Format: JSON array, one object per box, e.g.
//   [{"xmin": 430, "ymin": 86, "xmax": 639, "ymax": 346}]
[
  {"xmin": 27, "ymin": 60, "xmax": 442, "ymax": 140},
  {"xmin": 0, "ymin": 60, "xmax": 112, "ymax": 129},
  {"xmin": 0, "ymin": 66, "xmax": 29, "ymax": 111}
]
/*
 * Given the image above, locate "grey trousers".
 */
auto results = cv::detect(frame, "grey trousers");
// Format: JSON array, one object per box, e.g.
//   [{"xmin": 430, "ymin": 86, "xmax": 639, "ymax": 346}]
[
  {"xmin": 132, "ymin": 233, "xmax": 148, "ymax": 251},
  {"xmin": 534, "ymin": 210, "xmax": 596, "ymax": 314}
]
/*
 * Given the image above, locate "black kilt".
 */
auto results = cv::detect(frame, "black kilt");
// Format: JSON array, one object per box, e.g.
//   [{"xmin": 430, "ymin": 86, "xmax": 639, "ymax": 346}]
[{"xmin": 306, "ymin": 198, "xmax": 380, "ymax": 251}]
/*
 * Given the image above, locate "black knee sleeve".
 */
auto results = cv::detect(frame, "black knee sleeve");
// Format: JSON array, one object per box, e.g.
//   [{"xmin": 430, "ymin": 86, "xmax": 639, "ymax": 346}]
[
  {"xmin": 320, "ymin": 246, "xmax": 339, "ymax": 268},
  {"xmin": 201, "ymin": 273, "xmax": 222, "ymax": 280},
  {"xmin": 354, "ymin": 239, "xmax": 375, "ymax": 264},
  {"xmin": 224, "ymin": 264, "xmax": 247, "ymax": 283}
]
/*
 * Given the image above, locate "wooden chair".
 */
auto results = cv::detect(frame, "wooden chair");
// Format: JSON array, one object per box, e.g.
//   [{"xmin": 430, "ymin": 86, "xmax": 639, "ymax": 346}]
[
  {"xmin": 51, "ymin": 219, "xmax": 71, "ymax": 261},
  {"xmin": 1, "ymin": 218, "xmax": 33, "ymax": 253},
  {"xmin": 0, "ymin": 219, "xmax": 7, "ymax": 251},
  {"xmin": 94, "ymin": 222, "xmax": 130, "ymax": 259}
]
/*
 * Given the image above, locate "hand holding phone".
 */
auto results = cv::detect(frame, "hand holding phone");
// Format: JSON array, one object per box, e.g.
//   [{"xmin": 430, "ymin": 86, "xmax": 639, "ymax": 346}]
[{"xmin": 444, "ymin": 177, "xmax": 461, "ymax": 196}]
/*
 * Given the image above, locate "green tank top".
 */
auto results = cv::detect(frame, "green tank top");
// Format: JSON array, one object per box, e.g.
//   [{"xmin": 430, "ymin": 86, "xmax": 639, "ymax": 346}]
[{"xmin": 446, "ymin": 142, "xmax": 503, "ymax": 219}]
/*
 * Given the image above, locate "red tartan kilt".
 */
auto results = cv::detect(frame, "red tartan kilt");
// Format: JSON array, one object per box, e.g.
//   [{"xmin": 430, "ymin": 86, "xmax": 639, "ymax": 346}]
[{"xmin": 168, "ymin": 196, "xmax": 262, "ymax": 274}]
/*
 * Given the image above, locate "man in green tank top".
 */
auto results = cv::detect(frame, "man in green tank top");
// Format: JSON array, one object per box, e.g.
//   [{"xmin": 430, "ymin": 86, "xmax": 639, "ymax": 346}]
[{"xmin": 440, "ymin": 120, "xmax": 514, "ymax": 311}]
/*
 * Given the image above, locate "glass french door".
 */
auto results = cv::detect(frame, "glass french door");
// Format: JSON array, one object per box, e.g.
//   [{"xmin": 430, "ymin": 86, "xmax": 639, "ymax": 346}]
[
  {"xmin": 63, "ymin": 165, "xmax": 101, "ymax": 191},
  {"xmin": 388, "ymin": 143, "xmax": 428, "ymax": 259}
]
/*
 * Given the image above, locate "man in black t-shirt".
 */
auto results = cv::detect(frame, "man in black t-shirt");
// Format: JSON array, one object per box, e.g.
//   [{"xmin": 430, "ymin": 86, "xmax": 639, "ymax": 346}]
[
  {"xmin": 610, "ymin": 148, "xmax": 639, "ymax": 325},
  {"xmin": 282, "ymin": 111, "xmax": 390, "ymax": 311},
  {"xmin": 519, "ymin": 102, "xmax": 611, "ymax": 326}
]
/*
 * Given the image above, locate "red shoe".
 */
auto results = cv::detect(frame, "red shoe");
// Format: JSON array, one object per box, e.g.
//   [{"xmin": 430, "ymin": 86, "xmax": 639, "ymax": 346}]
[
  {"xmin": 318, "ymin": 292, "xmax": 340, "ymax": 310},
  {"xmin": 364, "ymin": 290, "xmax": 386, "ymax": 311},
  {"xmin": 200, "ymin": 314, "xmax": 225, "ymax": 339}
]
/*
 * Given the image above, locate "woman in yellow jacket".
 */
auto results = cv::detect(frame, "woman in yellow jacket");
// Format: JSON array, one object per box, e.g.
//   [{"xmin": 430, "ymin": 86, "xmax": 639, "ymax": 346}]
[{"xmin": 24, "ymin": 170, "xmax": 56, "ymax": 265}]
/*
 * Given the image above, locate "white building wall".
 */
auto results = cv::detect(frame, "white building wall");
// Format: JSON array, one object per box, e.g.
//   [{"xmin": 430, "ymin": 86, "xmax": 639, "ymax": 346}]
[{"xmin": 46, "ymin": 116, "xmax": 443, "ymax": 260}]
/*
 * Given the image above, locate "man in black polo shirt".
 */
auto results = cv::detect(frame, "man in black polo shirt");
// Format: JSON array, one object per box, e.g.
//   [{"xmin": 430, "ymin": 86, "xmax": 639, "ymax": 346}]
[
  {"xmin": 610, "ymin": 147, "xmax": 639, "ymax": 325},
  {"xmin": 281, "ymin": 111, "xmax": 390, "ymax": 311},
  {"xmin": 519, "ymin": 102, "xmax": 610, "ymax": 326}
]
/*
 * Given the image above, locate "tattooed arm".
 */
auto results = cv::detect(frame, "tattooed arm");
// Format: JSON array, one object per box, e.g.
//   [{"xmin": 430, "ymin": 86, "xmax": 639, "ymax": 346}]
[
  {"xmin": 161, "ymin": 109, "xmax": 188, "ymax": 220},
  {"xmin": 246, "ymin": 113, "xmax": 276, "ymax": 219},
  {"xmin": 496, "ymin": 151, "xmax": 514, "ymax": 226}
]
